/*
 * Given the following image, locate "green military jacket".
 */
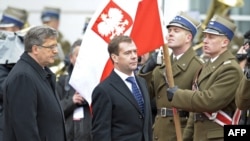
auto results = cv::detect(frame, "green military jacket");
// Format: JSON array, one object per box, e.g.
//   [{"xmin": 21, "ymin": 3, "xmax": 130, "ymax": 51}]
[
  {"xmin": 139, "ymin": 47, "xmax": 203, "ymax": 141},
  {"xmin": 235, "ymin": 76, "xmax": 250, "ymax": 110},
  {"xmin": 170, "ymin": 50, "xmax": 244, "ymax": 140}
]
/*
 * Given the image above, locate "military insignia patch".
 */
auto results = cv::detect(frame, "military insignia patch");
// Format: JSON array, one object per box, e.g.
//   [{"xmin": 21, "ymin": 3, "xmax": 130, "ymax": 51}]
[{"xmin": 223, "ymin": 60, "xmax": 232, "ymax": 65}]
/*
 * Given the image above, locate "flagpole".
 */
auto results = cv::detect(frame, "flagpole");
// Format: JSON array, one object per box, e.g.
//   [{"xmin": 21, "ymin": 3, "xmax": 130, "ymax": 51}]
[
  {"xmin": 162, "ymin": 44, "xmax": 183, "ymax": 141},
  {"xmin": 161, "ymin": 0, "xmax": 165, "ymax": 13}
]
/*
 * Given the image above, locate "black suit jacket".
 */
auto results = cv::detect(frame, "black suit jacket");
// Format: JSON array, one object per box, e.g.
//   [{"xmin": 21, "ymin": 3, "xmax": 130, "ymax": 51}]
[{"xmin": 92, "ymin": 70, "xmax": 152, "ymax": 141}]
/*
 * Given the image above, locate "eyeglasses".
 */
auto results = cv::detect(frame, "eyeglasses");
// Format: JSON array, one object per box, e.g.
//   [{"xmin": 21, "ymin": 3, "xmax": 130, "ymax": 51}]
[{"xmin": 37, "ymin": 44, "xmax": 58, "ymax": 50}]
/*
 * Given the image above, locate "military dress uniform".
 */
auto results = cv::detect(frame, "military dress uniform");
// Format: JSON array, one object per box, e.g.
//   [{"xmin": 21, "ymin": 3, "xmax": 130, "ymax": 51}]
[
  {"xmin": 172, "ymin": 50, "xmax": 243, "ymax": 140},
  {"xmin": 149, "ymin": 49, "xmax": 202, "ymax": 141},
  {"xmin": 236, "ymin": 75, "xmax": 250, "ymax": 125},
  {"xmin": 41, "ymin": 7, "xmax": 71, "ymax": 68},
  {"xmin": 236, "ymin": 74, "xmax": 250, "ymax": 110},
  {"xmin": 0, "ymin": 6, "xmax": 28, "ymax": 31},
  {"xmin": 139, "ymin": 12, "xmax": 203, "ymax": 141},
  {"xmin": 0, "ymin": 6, "xmax": 28, "ymax": 141},
  {"xmin": 168, "ymin": 15, "xmax": 244, "ymax": 141}
]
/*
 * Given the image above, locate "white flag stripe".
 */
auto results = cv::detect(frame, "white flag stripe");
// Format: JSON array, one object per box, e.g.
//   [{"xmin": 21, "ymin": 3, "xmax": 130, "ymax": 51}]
[{"xmin": 69, "ymin": 0, "xmax": 140, "ymax": 105}]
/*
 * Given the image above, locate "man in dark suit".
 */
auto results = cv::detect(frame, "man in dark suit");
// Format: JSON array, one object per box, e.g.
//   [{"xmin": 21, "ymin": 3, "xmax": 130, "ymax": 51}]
[
  {"xmin": 3, "ymin": 25, "xmax": 66, "ymax": 141},
  {"xmin": 91, "ymin": 35, "xmax": 152, "ymax": 141}
]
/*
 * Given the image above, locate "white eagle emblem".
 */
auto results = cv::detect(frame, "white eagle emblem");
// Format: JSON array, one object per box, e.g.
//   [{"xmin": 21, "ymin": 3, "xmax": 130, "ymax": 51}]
[
  {"xmin": 91, "ymin": 0, "xmax": 133, "ymax": 42},
  {"xmin": 97, "ymin": 8, "xmax": 129, "ymax": 40}
]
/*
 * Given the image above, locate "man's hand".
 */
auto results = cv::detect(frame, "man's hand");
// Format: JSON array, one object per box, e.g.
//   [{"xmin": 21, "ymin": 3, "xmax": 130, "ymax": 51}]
[
  {"xmin": 166, "ymin": 86, "xmax": 178, "ymax": 102},
  {"xmin": 72, "ymin": 92, "xmax": 84, "ymax": 105},
  {"xmin": 141, "ymin": 51, "xmax": 159, "ymax": 73}
]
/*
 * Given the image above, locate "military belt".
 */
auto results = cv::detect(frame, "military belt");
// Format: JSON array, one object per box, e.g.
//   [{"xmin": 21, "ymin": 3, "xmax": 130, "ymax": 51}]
[
  {"xmin": 157, "ymin": 108, "xmax": 189, "ymax": 117},
  {"xmin": 194, "ymin": 113, "xmax": 209, "ymax": 122}
]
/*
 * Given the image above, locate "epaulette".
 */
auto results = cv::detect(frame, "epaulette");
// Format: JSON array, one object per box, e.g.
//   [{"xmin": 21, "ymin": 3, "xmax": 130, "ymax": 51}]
[
  {"xmin": 200, "ymin": 58, "xmax": 205, "ymax": 64},
  {"xmin": 223, "ymin": 60, "xmax": 232, "ymax": 65},
  {"xmin": 197, "ymin": 57, "xmax": 205, "ymax": 64}
]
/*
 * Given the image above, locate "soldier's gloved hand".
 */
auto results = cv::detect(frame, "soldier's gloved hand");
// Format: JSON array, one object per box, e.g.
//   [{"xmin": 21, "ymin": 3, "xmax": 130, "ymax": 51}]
[
  {"xmin": 141, "ymin": 51, "xmax": 158, "ymax": 73},
  {"xmin": 166, "ymin": 86, "xmax": 178, "ymax": 102}
]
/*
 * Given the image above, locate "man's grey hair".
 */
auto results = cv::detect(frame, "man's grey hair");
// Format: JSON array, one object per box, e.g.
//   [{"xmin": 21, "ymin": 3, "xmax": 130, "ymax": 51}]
[{"xmin": 24, "ymin": 25, "xmax": 58, "ymax": 52}]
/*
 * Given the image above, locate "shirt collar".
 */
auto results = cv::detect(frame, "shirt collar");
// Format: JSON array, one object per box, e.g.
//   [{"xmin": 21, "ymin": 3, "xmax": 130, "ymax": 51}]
[
  {"xmin": 114, "ymin": 68, "xmax": 135, "ymax": 81},
  {"xmin": 210, "ymin": 56, "xmax": 219, "ymax": 63},
  {"xmin": 173, "ymin": 53, "xmax": 184, "ymax": 60}
]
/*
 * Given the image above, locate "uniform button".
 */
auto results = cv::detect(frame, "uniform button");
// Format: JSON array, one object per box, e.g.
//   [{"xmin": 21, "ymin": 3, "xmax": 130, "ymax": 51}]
[
  {"xmin": 157, "ymin": 95, "xmax": 160, "ymax": 99},
  {"xmin": 138, "ymin": 115, "xmax": 143, "ymax": 119},
  {"xmin": 154, "ymin": 136, "xmax": 158, "ymax": 140}
]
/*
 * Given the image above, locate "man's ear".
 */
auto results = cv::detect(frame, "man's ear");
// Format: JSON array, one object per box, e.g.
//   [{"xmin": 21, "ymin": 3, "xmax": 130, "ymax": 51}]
[
  {"xmin": 32, "ymin": 45, "xmax": 40, "ymax": 54},
  {"xmin": 186, "ymin": 32, "xmax": 192, "ymax": 43},
  {"xmin": 111, "ymin": 53, "xmax": 118, "ymax": 63},
  {"xmin": 221, "ymin": 37, "xmax": 230, "ymax": 48}
]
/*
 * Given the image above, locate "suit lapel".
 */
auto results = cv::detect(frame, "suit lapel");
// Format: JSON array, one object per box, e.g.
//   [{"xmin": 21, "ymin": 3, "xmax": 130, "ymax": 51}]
[
  {"xmin": 135, "ymin": 76, "xmax": 147, "ymax": 101},
  {"xmin": 109, "ymin": 71, "xmax": 142, "ymax": 113},
  {"xmin": 136, "ymin": 76, "xmax": 151, "ymax": 116}
]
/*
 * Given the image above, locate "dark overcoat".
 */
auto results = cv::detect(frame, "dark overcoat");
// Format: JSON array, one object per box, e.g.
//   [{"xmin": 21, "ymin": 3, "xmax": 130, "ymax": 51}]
[
  {"xmin": 3, "ymin": 52, "xmax": 66, "ymax": 141},
  {"xmin": 57, "ymin": 65, "xmax": 92, "ymax": 141}
]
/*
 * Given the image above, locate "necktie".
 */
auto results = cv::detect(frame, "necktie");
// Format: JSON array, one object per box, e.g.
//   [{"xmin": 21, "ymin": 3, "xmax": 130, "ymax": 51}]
[
  {"xmin": 206, "ymin": 59, "xmax": 211, "ymax": 67},
  {"xmin": 126, "ymin": 77, "xmax": 144, "ymax": 114},
  {"xmin": 173, "ymin": 57, "xmax": 177, "ymax": 62}
]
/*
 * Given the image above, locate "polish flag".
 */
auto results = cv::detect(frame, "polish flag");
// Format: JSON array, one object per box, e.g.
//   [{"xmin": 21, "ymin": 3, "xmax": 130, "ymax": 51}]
[{"xmin": 69, "ymin": 0, "xmax": 166, "ymax": 106}]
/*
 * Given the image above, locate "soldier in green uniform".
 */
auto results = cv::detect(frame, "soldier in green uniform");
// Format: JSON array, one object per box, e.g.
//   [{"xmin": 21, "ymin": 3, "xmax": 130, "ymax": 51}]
[
  {"xmin": 167, "ymin": 15, "xmax": 244, "ymax": 141},
  {"xmin": 138, "ymin": 11, "xmax": 203, "ymax": 141},
  {"xmin": 0, "ymin": 6, "xmax": 29, "ymax": 141},
  {"xmin": 0, "ymin": 6, "xmax": 28, "ymax": 32},
  {"xmin": 234, "ymin": 31, "xmax": 250, "ymax": 126},
  {"xmin": 236, "ymin": 75, "xmax": 250, "ymax": 110},
  {"xmin": 41, "ymin": 7, "xmax": 71, "ymax": 71},
  {"xmin": 235, "ymin": 35, "xmax": 250, "ymax": 110}
]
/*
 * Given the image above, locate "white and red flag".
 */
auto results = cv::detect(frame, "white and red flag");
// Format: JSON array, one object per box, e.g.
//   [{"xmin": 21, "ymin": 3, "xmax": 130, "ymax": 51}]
[{"xmin": 69, "ymin": 0, "xmax": 167, "ymax": 108}]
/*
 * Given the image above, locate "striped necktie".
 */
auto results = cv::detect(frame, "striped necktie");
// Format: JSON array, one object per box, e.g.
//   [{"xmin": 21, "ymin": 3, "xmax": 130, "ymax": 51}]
[{"xmin": 126, "ymin": 77, "xmax": 144, "ymax": 114}]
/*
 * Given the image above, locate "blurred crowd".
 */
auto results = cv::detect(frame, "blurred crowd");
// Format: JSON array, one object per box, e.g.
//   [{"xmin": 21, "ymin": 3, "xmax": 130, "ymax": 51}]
[{"xmin": 0, "ymin": 6, "xmax": 91, "ymax": 141}]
